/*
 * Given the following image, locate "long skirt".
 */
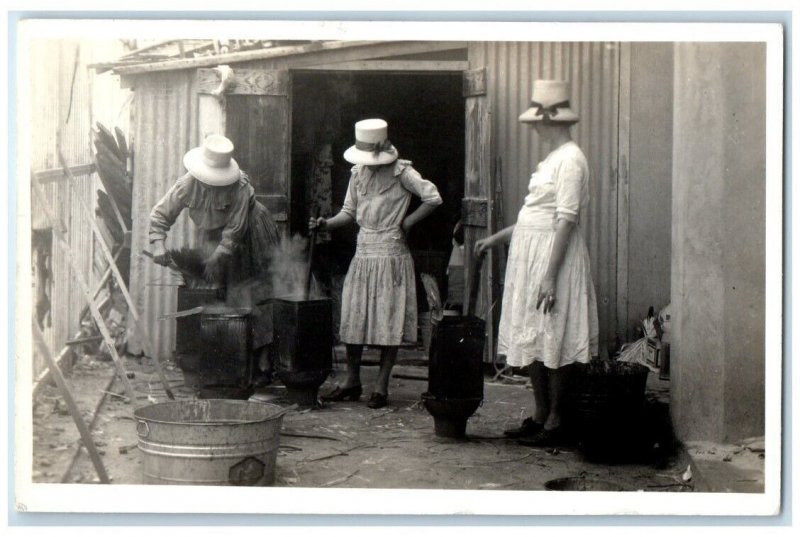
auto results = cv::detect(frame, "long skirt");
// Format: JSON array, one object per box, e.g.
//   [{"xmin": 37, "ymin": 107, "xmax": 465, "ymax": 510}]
[
  {"xmin": 339, "ymin": 227, "xmax": 417, "ymax": 346},
  {"xmin": 497, "ymin": 222, "xmax": 599, "ymax": 369}
]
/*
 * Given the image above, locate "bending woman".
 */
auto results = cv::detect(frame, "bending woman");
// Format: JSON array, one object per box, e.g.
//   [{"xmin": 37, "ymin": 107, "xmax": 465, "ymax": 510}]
[
  {"xmin": 476, "ymin": 80, "xmax": 599, "ymax": 446},
  {"xmin": 310, "ymin": 119, "xmax": 442, "ymax": 409},
  {"xmin": 149, "ymin": 135, "xmax": 280, "ymax": 366}
]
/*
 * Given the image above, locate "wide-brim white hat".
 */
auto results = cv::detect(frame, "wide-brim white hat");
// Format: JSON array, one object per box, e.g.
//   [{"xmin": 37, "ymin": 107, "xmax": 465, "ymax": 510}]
[
  {"xmin": 519, "ymin": 80, "xmax": 579, "ymax": 124},
  {"xmin": 183, "ymin": 134, "xmax": 241, "ymax": 186},
  {"xmin": 343, "ymin": 118, "xmax": 399, "ymax": 166}
]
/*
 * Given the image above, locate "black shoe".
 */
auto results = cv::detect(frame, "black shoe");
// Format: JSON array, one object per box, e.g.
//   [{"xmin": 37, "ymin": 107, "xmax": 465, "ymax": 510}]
[
  {"xmin": 518, "ymin": 427, "xmax": 563, "ymax": 447},
  {"xmin": 320, "ymin": 385, "xmax": 363, "ymax": 402},
  {"xmin": 503, "ymin": 417, "xmax": 543, "ymax": 438},
  {"xmin": 367, "ymin": 392, "xmax": 388, "ymax": 409}
]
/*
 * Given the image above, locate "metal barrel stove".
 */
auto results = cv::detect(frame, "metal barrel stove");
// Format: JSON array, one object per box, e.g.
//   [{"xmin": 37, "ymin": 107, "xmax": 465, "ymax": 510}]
[
  {"xmin": 197, "ymin": 305, "xmax": 254, "ymax": 398},
  {"xmin": 422, "ymin": 314, "xmax": 486, "ymax": 438},
  {"xmin": 272, "ymin": 297, "xmax": 333, "ymax": 406},
  {"xmin": 175, "ymin": 286, "xmax": 225, "ymax": 387},
  {"xmin": 134, "ymin": 400, "xmax": 285, "ymax": 486}
]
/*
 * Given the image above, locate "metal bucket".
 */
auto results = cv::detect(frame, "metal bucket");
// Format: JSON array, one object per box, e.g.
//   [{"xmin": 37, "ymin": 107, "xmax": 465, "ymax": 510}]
[{"xmin": 134, "ymin": 400, "xmax": 284, "ymax": 486}]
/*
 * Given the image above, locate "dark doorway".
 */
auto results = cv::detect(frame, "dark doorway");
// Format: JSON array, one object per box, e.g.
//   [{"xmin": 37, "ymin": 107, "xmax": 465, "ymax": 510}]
[{"xmin": 290, "ymin": 71, "xmax": 465, "ymax": 317}]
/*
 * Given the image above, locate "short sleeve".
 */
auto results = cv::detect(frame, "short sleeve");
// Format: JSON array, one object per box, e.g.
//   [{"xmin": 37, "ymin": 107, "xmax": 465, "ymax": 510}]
[
  {"xmin": 399, "ymin": 166, "xmax": 443, "ymax": 206},
  {"xmin": 341, "ymin": 169, "xmax": 359, "ymax": 219},
  {"xmin": 555, "ymin": 158, "xmax": 583, "ymax": 223}
]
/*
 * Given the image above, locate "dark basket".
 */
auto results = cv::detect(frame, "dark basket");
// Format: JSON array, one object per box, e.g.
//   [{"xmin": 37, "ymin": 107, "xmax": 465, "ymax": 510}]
[{"xmin": 567, "ymin": 361, "xmax": 650, "ymax": 460}]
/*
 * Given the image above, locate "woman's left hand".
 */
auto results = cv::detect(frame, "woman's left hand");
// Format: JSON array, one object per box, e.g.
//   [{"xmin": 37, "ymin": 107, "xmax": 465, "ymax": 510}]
[
  {"xmin": 203, "ymin": 250, "xmax": 229, "ymax": 283},
  {"xmin": 536, "ymin": 277, "xmax": 558, "ymax": 314},
  {"xmin": 401, "ymin": 218, "xmax": 413, "ymax": 235}
]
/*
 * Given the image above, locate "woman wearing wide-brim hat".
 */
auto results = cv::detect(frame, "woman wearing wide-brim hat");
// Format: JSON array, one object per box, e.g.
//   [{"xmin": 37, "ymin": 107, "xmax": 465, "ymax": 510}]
[
  {"xmin": 309, "ymin": 119, "xmax": 443, "ymax": 409},
  {"xmin": 148, "ymin": 134, "xmax": 280, "ymax": 355},
  {"xmin": 475, "ymin": 80, "xmax": 599, "ymax": 446}
]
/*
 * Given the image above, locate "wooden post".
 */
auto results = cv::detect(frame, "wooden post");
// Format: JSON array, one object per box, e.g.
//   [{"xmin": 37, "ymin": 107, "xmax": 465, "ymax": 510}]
[
  {"xmin": 31, "ymin": 173, "xmax": 137, "ymax": 401},
  {"xmin": 616, "ymin": 42, "xmax": 632, "ymax": 347},
  {"xmin": 32, "ymin": 321, "xmax": 111, "ymax": 484}
]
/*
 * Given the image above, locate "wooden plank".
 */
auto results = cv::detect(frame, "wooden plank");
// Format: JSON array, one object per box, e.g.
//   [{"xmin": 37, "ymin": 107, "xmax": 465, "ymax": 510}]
[
  {"xmin": 114, "ymin": 40, "xmax": 467, "ymax": 75},
  {"xmin": 31, "ymin": 172, "xmax": 137, "ymax": 402},
  {"xmin": 616, "ymin": 42, "xmax": 632, "ymax": 344},
  {"xmin": 198, "ymin": 68, "xmax": 290, "ymax": 96},
  {"xmin": 299, "ymin": 60, "xmax": 469, "ymax": 72},
  {"xmin": 198, "ymin": 93, "xmax": 226, "ymax": 140},
  {"xmin": 462, "ymin": 93, "xmax": 493, "ymax": 319},
  {"xmin": 32, "ymin": 322, "xmax": 111, "ymax": 484},
  {"xmin": 463, "ymin": 68, "xmax": 487, "ymax": 97},
  {"xmin": 226, "ymin": 87, "xmax": 291, "ymax": 234},
  {"xmin": 32, "ymin": 339, "xmax": 76, "ymax": 400},
  {"xmin": 461, "ymin": 197, "xmax": 490, "ymax": 227},
  {"xmin": 34, "ymin": 163, "xmax": 96, "ymax": 184},
  {"xmin": 58, "ymin": 149, "xmax": 175, "ymax": 400}
]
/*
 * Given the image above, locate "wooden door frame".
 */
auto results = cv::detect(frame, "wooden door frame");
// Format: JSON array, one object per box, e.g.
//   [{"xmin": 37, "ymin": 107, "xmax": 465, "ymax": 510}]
[
  {"xmin": 196, "ymin": 67, "xmax": 292, "ymax": 232},
  {"xmin": 616, "ymin": 42, "xmax": 632, "ymax": 347}
]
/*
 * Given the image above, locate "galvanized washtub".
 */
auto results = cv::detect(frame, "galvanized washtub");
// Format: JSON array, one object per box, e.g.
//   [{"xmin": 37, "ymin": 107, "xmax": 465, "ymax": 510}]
[{"xmin": 134, "ymin": 400, "xmax": 285, "ymax": 486}]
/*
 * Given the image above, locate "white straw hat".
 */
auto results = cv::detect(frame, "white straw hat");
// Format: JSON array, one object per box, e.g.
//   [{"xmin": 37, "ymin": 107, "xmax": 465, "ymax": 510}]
[
  {"xmin": 183, "ymin": 134, "xmax": 241, "ymax": 186},
  {"xmin": 343, "ymin": 119, "xmax": 399, "ymax": 166},
  {"xmin": 518, "ymin": 80, "xmax": 579, "ymax": 124}
]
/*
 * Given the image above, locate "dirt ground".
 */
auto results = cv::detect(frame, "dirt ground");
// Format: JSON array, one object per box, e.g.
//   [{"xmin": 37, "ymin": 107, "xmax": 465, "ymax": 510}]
[{"xmin": 34, "ymin": 348, "xmax": 696, "ymax": 492}]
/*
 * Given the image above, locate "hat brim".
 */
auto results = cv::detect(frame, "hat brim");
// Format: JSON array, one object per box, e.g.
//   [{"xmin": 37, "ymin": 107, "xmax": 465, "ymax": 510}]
[
  {"xmin": 183, "ymin": 147, "xmax": 241, "ymax": 186},
  {"xmin": 518, "ymin": 107, "xmax": 579, "ymax": 124},
  {"xmin": 343, "ymin": 145, "xmax": 399, "ymax": 166}
]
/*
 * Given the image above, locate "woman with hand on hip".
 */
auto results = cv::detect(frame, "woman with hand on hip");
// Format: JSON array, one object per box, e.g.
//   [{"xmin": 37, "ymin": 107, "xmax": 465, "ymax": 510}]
[
  {"xmin": 476, "ymin": 80, "xmax": 599, "ymax": 446},
  {"xmin": 310, "ymin": 119, "xmax": 442, "ymax": 409}
]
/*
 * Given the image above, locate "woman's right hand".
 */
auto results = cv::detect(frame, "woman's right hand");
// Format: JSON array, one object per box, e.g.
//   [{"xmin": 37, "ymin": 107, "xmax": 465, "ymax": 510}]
[
  {"xmin": 308, "ymin": 217, "xmax": 327, "ymax": 231},
  {"xmin": 474, "ymin": 236, "xmax": 496, "ymax": 257},
  {"xmin": 151, "ymin": 241, "xmax": 171, "ymax": 266}
]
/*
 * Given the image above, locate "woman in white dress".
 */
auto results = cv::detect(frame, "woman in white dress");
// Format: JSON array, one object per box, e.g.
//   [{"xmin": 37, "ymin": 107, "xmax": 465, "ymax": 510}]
[
  {"xmin": 476, "ymin": 80, "xmax": 599, "ymax": 446},
  {"xmin": 309, "ymin": 119, "xmax": 442, "ymax": 409}
]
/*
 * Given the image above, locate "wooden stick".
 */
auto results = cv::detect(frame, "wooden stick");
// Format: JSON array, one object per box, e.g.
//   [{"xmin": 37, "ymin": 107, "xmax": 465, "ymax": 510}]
[
  {"xmin": 31, "ymin": 172, "xmax": 137, "ymax": 401},
  {"xmin": 32, "ymin": 322, "xmax": 110, "ymax": 484},
  {"xmin": 56, "ymin": 138, "xmax": 175, "ymax": 400},
  {"xmin": 158, "ymin": 306, "xmax": 204, "ymax": 321},
  {"xmin": 304, "ymin": 208, "xmax": 320, "ymax": 300},
  {"xmin": 80, "ymin": 247, "xmax": 122, "ymax": 323},
  {"xmin": 65, "ymin": 335, "xmax": 104, "ymax": 346},
  {"xmin": 33, "ymin": 338, "xmax": 76, "ymax": 399}
]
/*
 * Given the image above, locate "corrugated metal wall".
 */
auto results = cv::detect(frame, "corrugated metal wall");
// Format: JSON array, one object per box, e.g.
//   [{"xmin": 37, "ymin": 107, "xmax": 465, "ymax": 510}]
[
  {"xmin": 29, "ymin": 39, "xmax": 130, "ymax": 375},
  {"xmin": 469, "ymin": 41, "xmax": 621, "ymax": 352},
  {"xmin": 126, "ymin": 70, "xmax": 200, "ymax": 357}
]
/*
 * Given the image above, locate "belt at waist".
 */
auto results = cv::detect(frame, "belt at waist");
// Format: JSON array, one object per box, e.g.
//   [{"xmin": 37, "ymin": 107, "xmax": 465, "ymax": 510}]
[{"xmin": 356, "ymin": 226, "xmax": 409, "ymax": 256}]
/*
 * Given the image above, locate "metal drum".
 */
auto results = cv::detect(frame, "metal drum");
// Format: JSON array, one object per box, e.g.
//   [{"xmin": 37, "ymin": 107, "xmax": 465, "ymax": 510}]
[
  {"xmin": 422, "ymin": 315, "xmax": 486, "ymax": 438},
  {"xmin": 273, "ymin": 297, "xmax": 333, "ymax": 406},
  {"xmin": 198, "ymin": 305, "xmax": 253, "ymax": 391},
  {"xmin": 134, "ymin": 400, "xmax": 285, "ymax": 486},
  {"xmin": 175, "ymin": 286, "xmax": 225, "ymax": 387}
]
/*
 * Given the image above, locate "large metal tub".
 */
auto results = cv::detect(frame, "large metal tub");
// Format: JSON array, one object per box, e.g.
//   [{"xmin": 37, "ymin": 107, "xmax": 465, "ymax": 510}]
[{"xmin": 134, "ymin": 400, "xmax": 284, "ymax": 486}]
